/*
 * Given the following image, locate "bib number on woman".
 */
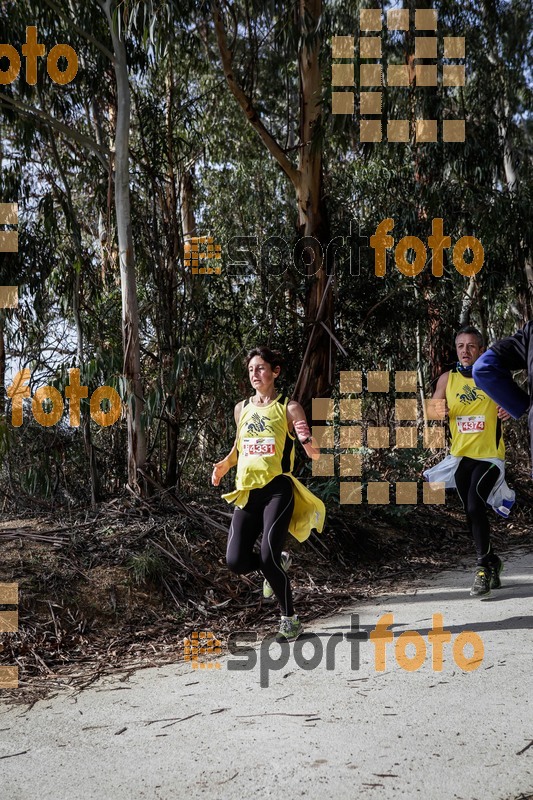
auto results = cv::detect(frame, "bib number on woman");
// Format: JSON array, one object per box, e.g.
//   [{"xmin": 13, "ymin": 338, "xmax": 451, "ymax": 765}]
[{"xmin": 242, "ymin": 437, "xmax": 276, "ymax": 456}]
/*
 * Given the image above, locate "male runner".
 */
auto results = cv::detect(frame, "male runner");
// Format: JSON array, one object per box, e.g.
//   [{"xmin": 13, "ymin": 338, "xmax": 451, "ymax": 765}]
[{"xmin": 424, "ymin": 326, "xmax": 513, "ymax": 597}]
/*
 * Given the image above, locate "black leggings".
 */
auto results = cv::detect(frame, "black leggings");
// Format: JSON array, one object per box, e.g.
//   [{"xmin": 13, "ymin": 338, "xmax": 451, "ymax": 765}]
[
  {"xmin": 226, "ymin": 475, "xmax": 295, "ymax": 616},
  {"xmin": 455, "ymin": 457, "xmax": 499, "ymax": 565}
]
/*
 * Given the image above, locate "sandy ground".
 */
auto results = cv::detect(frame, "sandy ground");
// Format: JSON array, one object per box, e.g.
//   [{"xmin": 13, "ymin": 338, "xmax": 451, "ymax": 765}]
[{"xmin": 1, "ymin": 549, "xmax": 532, "ymax": 800}]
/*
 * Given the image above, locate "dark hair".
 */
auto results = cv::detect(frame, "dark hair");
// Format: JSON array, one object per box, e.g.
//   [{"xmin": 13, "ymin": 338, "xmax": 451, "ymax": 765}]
[
  {"xmin": 455, "ymin": 326, "xmax": 484, "ymax": 348},
  {"xmin": 245, "ymin": 346, "xmax": 284, "ymax": 373}
]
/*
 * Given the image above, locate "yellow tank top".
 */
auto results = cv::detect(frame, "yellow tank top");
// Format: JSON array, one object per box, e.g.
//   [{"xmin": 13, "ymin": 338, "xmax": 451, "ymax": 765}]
[
  {"xmin": 446, "ymin": 368, "xmax": 505, "ymax": 459},
  {"xmin": 234, "ymin": 394, "xmax": 295, "ymax": 490}
]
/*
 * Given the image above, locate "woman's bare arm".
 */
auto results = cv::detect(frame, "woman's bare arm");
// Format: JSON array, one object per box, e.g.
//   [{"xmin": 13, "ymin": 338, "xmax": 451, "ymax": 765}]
[
  {"xmin": 287, "ymin": 400, "xmax": 320, "ymax": 460},
  {"xmin": 211, "ymin": 401, "xmax": 243, "ymax": 485}
]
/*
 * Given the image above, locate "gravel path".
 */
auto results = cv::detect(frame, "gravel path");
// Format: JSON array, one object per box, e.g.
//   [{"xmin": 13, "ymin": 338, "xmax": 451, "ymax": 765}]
[{"xmin": 1, "ymin": 549, "xmax": 532, "ymax": 800}]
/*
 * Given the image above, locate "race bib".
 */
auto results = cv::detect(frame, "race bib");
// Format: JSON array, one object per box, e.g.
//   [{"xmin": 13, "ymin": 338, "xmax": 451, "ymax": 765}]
[
  {"xmin": 242, "ymin": 437, "xmax": 276, "ymax": 456},
  {"xmin": 456, "ymin": 415, "xmax": 485, "ymax": 433}
]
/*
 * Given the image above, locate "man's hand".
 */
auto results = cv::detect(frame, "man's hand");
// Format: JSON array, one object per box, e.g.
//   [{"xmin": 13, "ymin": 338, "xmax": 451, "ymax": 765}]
[
  {"xmin": 426, "ymin": 398, "xmax": 448, "ymax": 420},
  {"xmin": 497, "ymin": 406, "xmax": 512, "ymax": 421}
]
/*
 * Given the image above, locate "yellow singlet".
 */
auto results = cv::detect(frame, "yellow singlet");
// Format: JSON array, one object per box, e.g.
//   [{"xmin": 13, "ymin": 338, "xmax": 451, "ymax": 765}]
[
  {"xmin": 446, "ymin": 368, "xmax": 505, "ymax": 459},
  {"xmin": 222, "ymin": 394, "xmax": 326, "ymax": 542},
  {"xmin": 234, "ymin": 394, "xmax": 295, "ymax": 490}
]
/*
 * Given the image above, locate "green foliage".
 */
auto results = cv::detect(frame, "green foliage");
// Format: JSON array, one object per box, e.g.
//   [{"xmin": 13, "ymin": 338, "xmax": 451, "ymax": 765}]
[
  {"xmin": 308, "ymin": 476, "xmax": 340, "ymax": 507},
  {"xmin": 127, "ymin": 549, "xmax": 169, "ymax": 586},
  {"xmin": 0, "ymin": 0, "xmax": 531, "ymax": 505}
]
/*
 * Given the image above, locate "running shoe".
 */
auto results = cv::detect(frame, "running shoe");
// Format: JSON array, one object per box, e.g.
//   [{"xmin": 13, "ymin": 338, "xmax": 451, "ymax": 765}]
[
  {"xmin": 489, "ymin": 556, "xmax": 503, "ymax": 589},
  {"xmin": 470, "ymin": 566, "xmax": 491, "ymax": 597},
  {"xmin": 263, "ymin": 551, "xmax": 292, "ymax": 599},
  {"xmin": 276, "ymin": 614, "xmax": 303, "ymax": 641}
]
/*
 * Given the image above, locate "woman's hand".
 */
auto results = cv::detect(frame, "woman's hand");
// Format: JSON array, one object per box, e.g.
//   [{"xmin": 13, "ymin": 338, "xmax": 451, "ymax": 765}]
[
  {"xmin": 212, "ymin": 415, "xmax": 240, "ymax": 487},
  {"xmin": 212, "ymin": 458, "xmax": 231, "ymax": 486}
]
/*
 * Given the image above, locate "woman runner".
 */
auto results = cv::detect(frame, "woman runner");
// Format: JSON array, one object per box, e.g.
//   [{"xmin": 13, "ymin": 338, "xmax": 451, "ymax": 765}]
[{"xmin": 211, "ymin": 346, "xmax": 325, "ymax": 640}]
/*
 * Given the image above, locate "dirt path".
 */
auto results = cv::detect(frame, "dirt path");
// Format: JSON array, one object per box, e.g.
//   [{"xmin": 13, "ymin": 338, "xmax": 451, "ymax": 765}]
[{"xmin": 1, "ymin": 549, "xmax": 532, "ymax": 800}]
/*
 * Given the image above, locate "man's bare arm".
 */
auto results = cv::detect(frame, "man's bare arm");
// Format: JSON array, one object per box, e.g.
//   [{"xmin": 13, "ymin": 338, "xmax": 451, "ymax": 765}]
[{"xmin": 428, "ymin": 372, "xmax": 449, "ymax": 419}]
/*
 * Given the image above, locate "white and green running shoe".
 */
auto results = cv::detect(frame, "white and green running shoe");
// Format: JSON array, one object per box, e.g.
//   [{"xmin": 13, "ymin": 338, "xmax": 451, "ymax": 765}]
[
  {"xmin": 276, "ymin": 614, "xmax": 303, "ymax": 642},
  {"xmin": 263, "ymin": 551, "xmax": 292, "ymax": 599}
]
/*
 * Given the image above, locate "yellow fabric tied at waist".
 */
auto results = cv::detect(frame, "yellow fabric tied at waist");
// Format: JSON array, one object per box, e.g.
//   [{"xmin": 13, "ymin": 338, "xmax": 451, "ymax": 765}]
[{"xmin": 222, "ymin": 473, "xmax": 326, "ymax": 543}]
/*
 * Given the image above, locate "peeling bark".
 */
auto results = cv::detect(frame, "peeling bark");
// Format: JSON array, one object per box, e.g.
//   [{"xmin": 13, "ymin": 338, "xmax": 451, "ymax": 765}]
[{"xmin": 103, "ymin": 0, "xmax": 146, "ymax": 491}]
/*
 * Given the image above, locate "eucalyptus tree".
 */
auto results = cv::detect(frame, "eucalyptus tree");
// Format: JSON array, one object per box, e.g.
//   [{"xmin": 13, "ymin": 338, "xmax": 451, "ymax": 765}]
[
  {"xmin": 0, "ymin": 0, "xmax": 150, "ymax": 493},
  {"xmin": 477, "ymin": 0, "xmax": 533, "ymax": 322},
  {"xmin": 210, "ymin": 0, "xmax": 335, "ymax": 408}
]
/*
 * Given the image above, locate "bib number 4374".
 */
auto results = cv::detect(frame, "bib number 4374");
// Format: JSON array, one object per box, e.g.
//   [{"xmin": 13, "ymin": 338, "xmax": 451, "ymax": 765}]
[{"xmin": 457, "ymin": 416, "xmax": 485, "ymax": 433}]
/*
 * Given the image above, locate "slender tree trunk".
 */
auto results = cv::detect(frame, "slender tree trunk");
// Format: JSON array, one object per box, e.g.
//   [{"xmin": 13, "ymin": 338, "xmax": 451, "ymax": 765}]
[
  {"xmin": 478, "ymin": 295, "xmax": 489, "ymax": 345},
  {"xmin": 0, "ymin": 314, "xmax": 5, "ymax": 415},
  {"xmin": 104, "ymin": 0, "xmax": 146, "ymax": 492},
  {"xmin": 481, "ymin": 0, "xmax": 533, "ymax": 320},
  {"xmin": 162, "ymin": 68, "xmax": 182, "ymax": 489},
  {"xmin": 499, "ymin": 105, "xmax": 533, "ymax": 320},
  {"xmin": 48, "ymin": 130, "xmax": 100, "ymax": 507},
  {"xmin": 459, "ymin": 276, "xmax": 477, "ymax": 327},
  {"xmin": 404, "ymin": 0, "xmax": 454, "ymax": 384},
  {"xmin": 180, "ymin": 169, "xmax": 196, "ymax": 241},
  {"xmin": 293, "ymin": 0, "xmax": 333, "ymax": 408}
]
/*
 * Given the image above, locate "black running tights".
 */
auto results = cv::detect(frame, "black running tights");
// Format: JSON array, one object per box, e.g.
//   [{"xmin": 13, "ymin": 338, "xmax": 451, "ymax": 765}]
[
  {"xmin": 226, "ymin": 475, "xmax": 295, "ymax": 616},
  {"xmin": 455, "ymin": 457, "xmax": 499, "ymax": 566}
]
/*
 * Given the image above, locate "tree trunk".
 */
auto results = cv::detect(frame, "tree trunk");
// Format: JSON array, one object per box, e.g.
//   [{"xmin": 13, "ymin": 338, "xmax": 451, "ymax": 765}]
[
  {"xmin": 48, "ymin": 129, "xmax": 100, "ymax": 507},
  {"xmin": 104, "ymin": 0, "xmax": 146, "ymax": 491},
  {"xmin": 213, "ymin": 0, "xmax": 334, "ymax": 408},
  {"xmin": 459, "ymin": 276, "xmax": 477, "ymax": 328},
  {"xmin": 481, "ymin": 0, "xmax": 533, "ymax": 320},
  {"xmin": 293, "ymin": 0, "xmax": 333, "ymax": 408},
  {"xmin": 404, "ymin": 0, "xmax": 454, "ymax": 386},
  {"xmin": 0, "ymin": 314, "xmax": 5, "ymax": 416},
  {"xmin": 161, "ymin": 68, "xmax": 183, "ymax": 489},
  {"xmin": 499, "ymin": 103, "xmax": 533, "ymax": 320},
  {"xmin": 181, "ymin": 169, "xmax": 196, "ymax": 241}
]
